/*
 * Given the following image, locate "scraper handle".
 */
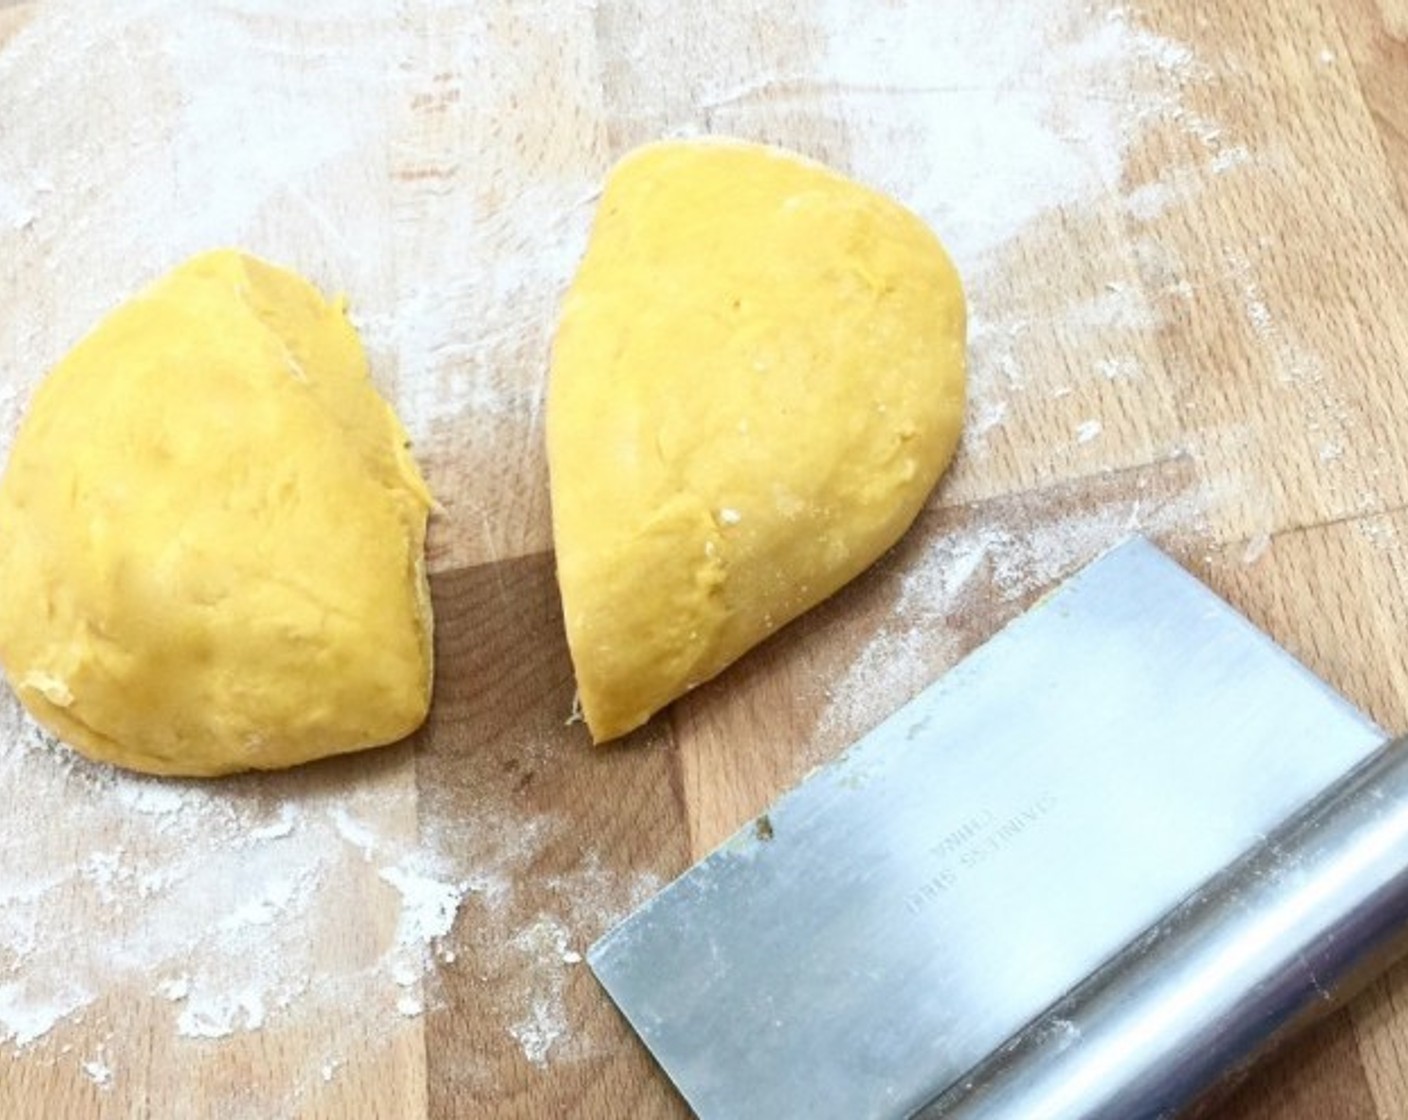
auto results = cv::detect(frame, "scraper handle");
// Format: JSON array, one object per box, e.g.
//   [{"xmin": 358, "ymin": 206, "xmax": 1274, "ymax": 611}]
[{"xmin": 921, "ymin": 734, "xmax": 1408, "ymax": 1120}]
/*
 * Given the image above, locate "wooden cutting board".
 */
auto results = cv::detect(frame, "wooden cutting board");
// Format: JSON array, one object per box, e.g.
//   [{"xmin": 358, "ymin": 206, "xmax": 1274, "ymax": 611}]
[{"xmin": 3, "ymin": 1, "xmax": 1408, "ymax": 1117}]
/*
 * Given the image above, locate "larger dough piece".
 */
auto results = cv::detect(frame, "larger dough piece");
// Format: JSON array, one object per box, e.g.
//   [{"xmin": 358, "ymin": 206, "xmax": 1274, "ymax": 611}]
[
  {"xmin": 548, "ymin": 140, "xmax": 966, "ymax": 742},
  {"xmin": 0, "ymin": 250, "xmax": 434, "ymax": 776}
]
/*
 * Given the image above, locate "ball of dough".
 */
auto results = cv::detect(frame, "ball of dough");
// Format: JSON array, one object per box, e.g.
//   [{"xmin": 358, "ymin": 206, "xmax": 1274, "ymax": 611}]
[
  {"xmin": 547, "ymin": 139, "xmax": 966, "ymax": 742},
  {"xmin": 0, "ymin": 250, "xmax": 434, "ymax": 776}
]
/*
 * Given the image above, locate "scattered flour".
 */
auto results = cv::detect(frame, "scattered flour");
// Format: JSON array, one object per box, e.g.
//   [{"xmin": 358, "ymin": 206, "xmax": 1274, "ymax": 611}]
[
  {"xmin": 379, "ymin": 863, "xmax": 470, "ymax": 948},
  {"xmin": 811, "ymin": 0, "xmax": 1204, "ymax": 273},
  {"xmin": 0, "ymin": 978, "xmax": 92, "ymax": 1049},
  {"xmin": 1097, "ymin": 356, "xmax": 1143, "ymax": 381},
  {"xmin": 817, "ymin": 479, "xmax": 1218, "ymax": 747},
  {"xmin": 81, "ymin": 1057, "xmax": 113, "ymax": 1089},
  {"xmin": 0, "ymin": 179, "xmax": 36, "ymax": 233},
  {"xmin": 156, "ymin": 976, "xmax": 191, "ymax": 1003},
  {"xmin": 0, "ymin": 383, "xmax": 19, "ymax": 466},
  {"xmin": 1242, "ymin": 532, "xmax": 1273, "ymax": 566},
  {"xmin": 964, "ymin": 398, "xmax": 1011, "ymax": 454},
  {"xmin": 0, "ymin": 0, "xmax": 1260, "ymax": 1109},
  {"xmin": 0, "ymin": 696, "xmax": 658, "ymax": 1094},
  {"xmin": 1124, "ymin": 180, "xmax": 1181, "ymax": 222},
  {"xmin": 328, "ymin": 806, "xmax": 381, "ymax": 862},
  {"xmin": 1211, "ymin": 145, "xmax": 1252, "ymax": 175},
  {"xmin": 1221, "ymin": 248, "xmax": 1355, "ymax": 497},
  {"xmin": 177, "ymin": 991, "xmax": 268, "ymax": 1041},
  {"xmin": 1070, "ymin": 284, "xmax": 1164, "ymax": 332},
  {"xmin": 506, "ymin": 916, "xmax": 576, "ymax": 1068},
  {"xmin": 1241, "ymin": 277, "xmax": 1276, "ymax": 339}
]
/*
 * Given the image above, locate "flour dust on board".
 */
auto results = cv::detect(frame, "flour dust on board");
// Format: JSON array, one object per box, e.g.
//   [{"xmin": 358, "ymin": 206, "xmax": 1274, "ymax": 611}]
[{"xmin": 0, "ymin": 0, "xmax": 1280, "ymax": 1111}]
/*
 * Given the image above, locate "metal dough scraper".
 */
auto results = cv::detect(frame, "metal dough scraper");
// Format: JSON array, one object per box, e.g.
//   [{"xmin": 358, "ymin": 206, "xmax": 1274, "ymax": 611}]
[{"xmin": 589, "ymin": 536, "xmax": 1408, "ymax": 1119}]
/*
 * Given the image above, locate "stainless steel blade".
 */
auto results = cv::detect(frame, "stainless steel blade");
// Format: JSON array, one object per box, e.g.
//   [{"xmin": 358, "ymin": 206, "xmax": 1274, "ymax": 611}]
[
  {"xmin": 588, "ymin": 536, "xmax": 1384, "ymax": 1120},
  {"xmin": 920, "ymin": 731, "xmax": 1408, "ymax": 1120}
]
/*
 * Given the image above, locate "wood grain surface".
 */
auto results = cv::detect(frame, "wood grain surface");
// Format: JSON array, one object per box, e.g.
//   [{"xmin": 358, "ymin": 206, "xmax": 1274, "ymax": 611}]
[{"xmin": 4, "ymin": 0, "xmax": 1408, "ymax": 1117}]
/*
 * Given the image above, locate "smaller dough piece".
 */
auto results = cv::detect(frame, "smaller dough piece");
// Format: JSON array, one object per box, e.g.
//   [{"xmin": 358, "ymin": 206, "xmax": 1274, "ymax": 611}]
[
  {"xmin": 547, "ymin": 139, "xmax": 966, "ymax": 743},
  {"xmin": 0, "ymin": 250, "xmax": 435, "ymax": 776}
]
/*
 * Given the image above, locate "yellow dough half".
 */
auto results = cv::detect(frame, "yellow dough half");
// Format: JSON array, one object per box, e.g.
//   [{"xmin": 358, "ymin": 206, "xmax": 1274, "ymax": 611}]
[
  {"xmin": 0, "ymin": 250, "xmax": 434, "ymax": 776},
  {"xmin": 547, "ymin": 139, "xmax": 966, "ymax": 742}
]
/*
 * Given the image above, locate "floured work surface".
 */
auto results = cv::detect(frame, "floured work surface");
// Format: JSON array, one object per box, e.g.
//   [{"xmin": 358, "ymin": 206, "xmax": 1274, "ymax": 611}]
[{"xmin": 4, "ymin": 2, "xmax": 1408, "ymax": 1118}]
